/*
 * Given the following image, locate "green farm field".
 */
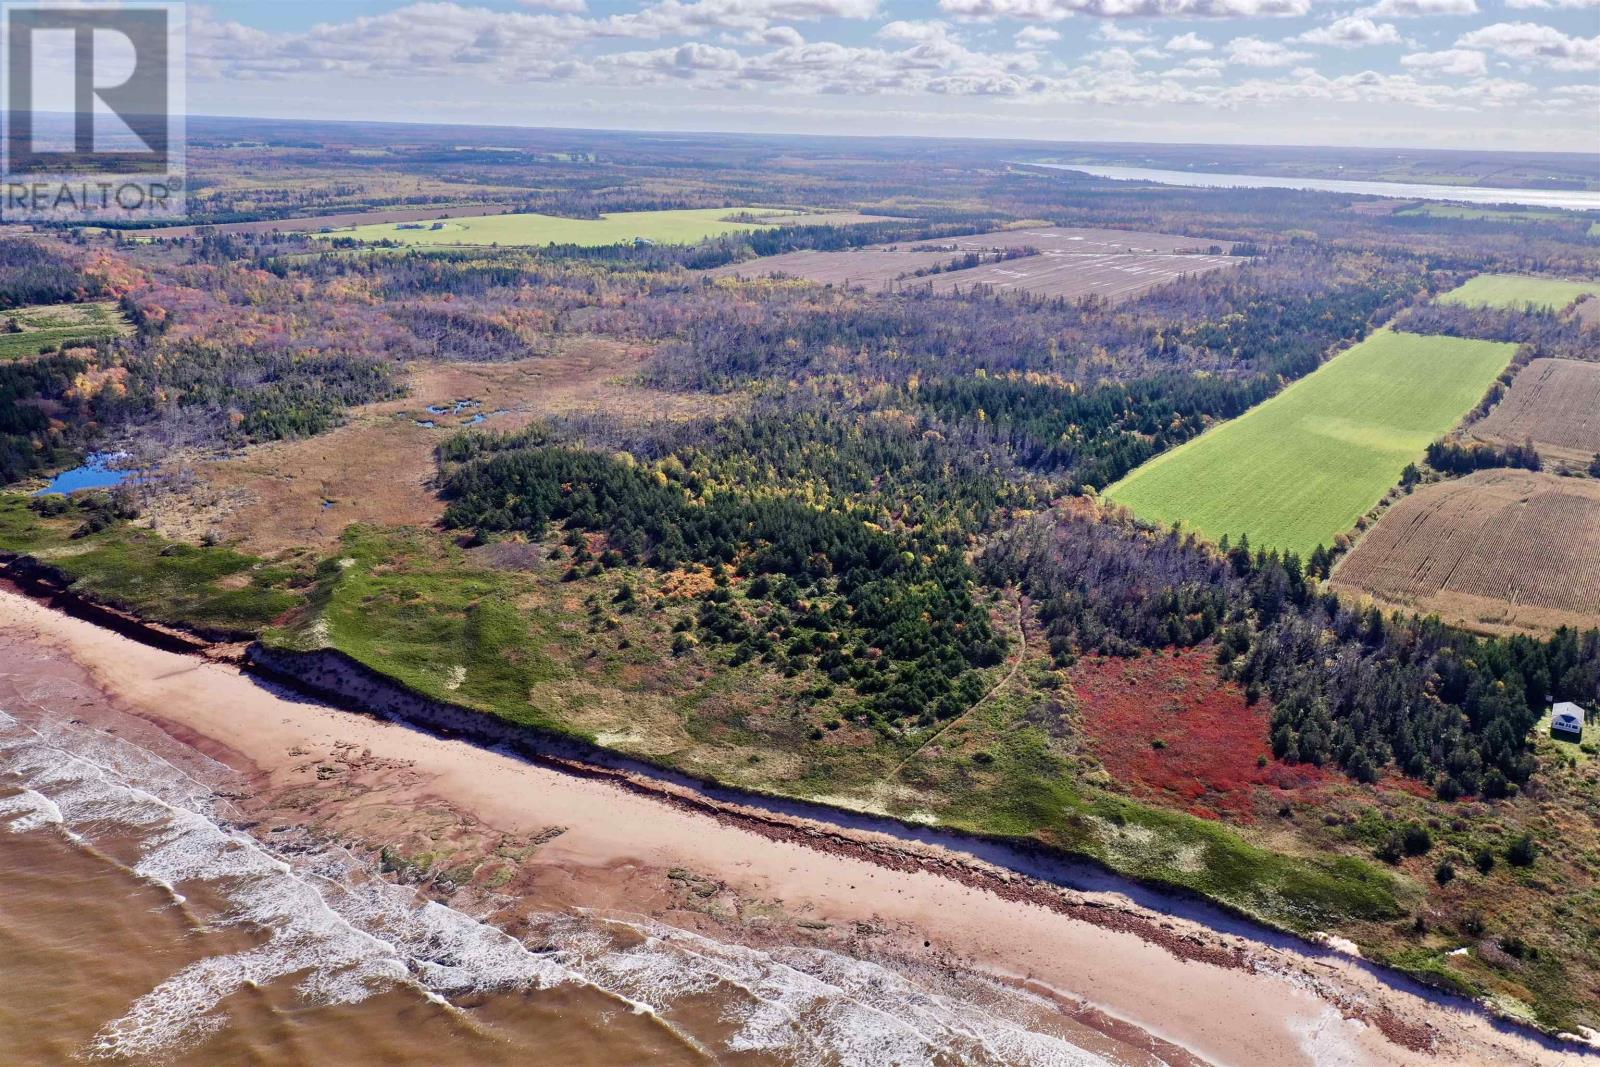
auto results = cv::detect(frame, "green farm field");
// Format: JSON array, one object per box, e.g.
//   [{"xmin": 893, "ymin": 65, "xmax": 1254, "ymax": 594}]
[
  {"xmin": 0, "ymin": 301, "xmax": 130, "ymax": 360},
  {"xmin": 1396, "ymin": 204, "xmax": 1579, "ymax": 224},
  {"xmin": 317, "ymin": 207, "xmax": 823, "ymax": 248},
  {"xmin": 1438, "ymin": 273, "xmax": 1600, "ymax": 311},
  {"xmin": 1103, "ymin": 330, "xmax": 1517, "ymax": 558}
]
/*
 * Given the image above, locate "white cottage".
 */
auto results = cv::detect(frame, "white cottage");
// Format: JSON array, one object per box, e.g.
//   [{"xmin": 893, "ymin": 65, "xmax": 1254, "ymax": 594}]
[{"xmin": 1551, "ymin": 702, "xmax": 1585, "ymax": 743}]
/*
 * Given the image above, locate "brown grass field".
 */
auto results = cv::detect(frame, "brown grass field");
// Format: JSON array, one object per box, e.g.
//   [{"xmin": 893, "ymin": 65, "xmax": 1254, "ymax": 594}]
[
  {"xmin": 1469, "ymin": 358, "xmax": 1600, "ymax": 468},
  {"xmin": 923, "ymin": 250, "xmax": 1237, "ymax": 302},
  {"xmin": 1332, "ymin": 469, "xmax": 1600, "ymax": 636},
  {"xmin": 144, "ymin": 339, "xmax": 735, "ymax": 555},
  {"xmin": 706, "ymin": 248, "xmax": 964, "ymax": 289},
  {"xmin": 706, "ymin": 225, "xmax": 1236, "ymax": 301}
]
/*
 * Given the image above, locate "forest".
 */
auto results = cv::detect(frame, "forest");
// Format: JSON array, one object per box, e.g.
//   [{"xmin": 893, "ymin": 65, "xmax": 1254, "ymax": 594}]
[{"xmin": 982, "ymin": 509, "xmax": 1600, "ymax": 798}]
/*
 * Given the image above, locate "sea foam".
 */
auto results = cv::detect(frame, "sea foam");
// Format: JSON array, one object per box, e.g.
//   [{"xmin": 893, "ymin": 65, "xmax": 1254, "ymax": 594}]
[{"xmin": 0, "ymin": 705, "xmax": 1108, "ymax": 1065}]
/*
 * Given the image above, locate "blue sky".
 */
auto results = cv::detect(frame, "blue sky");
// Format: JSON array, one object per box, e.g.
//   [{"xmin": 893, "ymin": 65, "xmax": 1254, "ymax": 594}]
[{"xmin": 187, "ymin": 0, "xmax": 1599, "ymax": 151}]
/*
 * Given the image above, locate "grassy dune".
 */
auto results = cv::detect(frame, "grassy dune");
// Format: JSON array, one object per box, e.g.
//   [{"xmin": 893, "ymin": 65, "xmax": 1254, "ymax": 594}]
[
  {"xmin": 1438, "ymin": 273, "xmax": 1600, "ymax": 311},
  {"xmin": 1103, "ymin": 330, "xmax": 1517, "ymax": 558},
  {"xmin": 320, "ymin": 207, "xmax": 802, "ymax": 248}
]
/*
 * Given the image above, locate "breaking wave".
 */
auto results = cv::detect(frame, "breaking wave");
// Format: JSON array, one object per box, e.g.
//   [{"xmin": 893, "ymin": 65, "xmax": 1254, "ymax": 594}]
[{"xmin": 0, "ymin": 704, "xmax": 1111, "ymax": 1065}]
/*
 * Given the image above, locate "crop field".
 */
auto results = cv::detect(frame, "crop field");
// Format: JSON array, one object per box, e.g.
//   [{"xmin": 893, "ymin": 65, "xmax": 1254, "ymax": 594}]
[
  {"xmin": 131, "ymin": 205, "xmax": 509, "ymax": 240},
  {"xmin": 0, "ymin": 301, "xmax": 130, "ymax": 360},
  {"xmin": 1438, "ymin": 273, "xmax": 1600, "ymax": 311},
  {"xmin": 923, "ymin": 250, "xmax": 1237, "ymax": 302},
  {"xmin": 1469, "ymin": 358, "xmax": 1600, "ymax": 467},
  {"xmin": 1103, "ymin": 330, "xmax": 1518, "ymax": 558},
  {"xmin": 706, "ymin": 248, "xmax": 967, "ymax": 289},
  {"xmin": 707, "ymin": 225, "xmax": 1235, "ymax": 300},
  {"xmin": 1396, "ymin": 203, "xmax": 1578, "ymax": 224},
  {"xmin": 1333, "ymin": 469, "xmax": 1600, "ymax": 636},
  {"xmin": 319, "ymin": 207, "xmax": 883, "ymax": 248}
]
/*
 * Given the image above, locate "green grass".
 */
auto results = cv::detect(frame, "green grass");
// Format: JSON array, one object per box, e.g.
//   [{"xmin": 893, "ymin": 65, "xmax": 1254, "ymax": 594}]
[
  {"xmin": 1437, "ymin": 274, "xmax": 1600, "ymax": 312},
  {"xmin": 1103, "ymin": 330, "xmax": 1517, "ymax": 558},
  {"xmin": 1396, "ymin": 204, "xmax": 1579, "ymax": 224},
  {"xmin": 314, "ymin": 207, "xmax": 804, "ymax": 248},
  {"xmin": 278, "ymin": 525, "xmax": 565, "ymax": 727},
  {"xmin": 0, "ymin": 301, "xmax": 130, "ymax": 360},
  {"xmin": 0, "ymin": 495, "xmax": 302, "ymax": 631}
]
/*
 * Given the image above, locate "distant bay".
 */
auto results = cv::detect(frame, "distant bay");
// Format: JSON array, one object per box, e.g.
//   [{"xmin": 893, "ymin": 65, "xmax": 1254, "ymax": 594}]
[{"xmin": 1031, "ymin": 163, "xmax": 1600, "ymax": 212}]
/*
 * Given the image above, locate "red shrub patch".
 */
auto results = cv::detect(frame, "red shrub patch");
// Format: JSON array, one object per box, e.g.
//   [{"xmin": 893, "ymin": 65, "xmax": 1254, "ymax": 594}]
[{"xmin": 1070, "ymin": 646, "xmax": 1326, "ymax": 821}]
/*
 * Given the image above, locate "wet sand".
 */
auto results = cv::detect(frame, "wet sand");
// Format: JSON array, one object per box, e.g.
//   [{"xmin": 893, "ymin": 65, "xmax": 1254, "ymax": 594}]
[{"xmin": 0, "ymin": 586, "xmax": 1590, "ymax": 1067}]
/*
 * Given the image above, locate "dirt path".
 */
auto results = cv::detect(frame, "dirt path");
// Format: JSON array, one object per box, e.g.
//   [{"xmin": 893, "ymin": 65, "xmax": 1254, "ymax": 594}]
[{"xmin": 890, "ymin": 587, "xmax": 1028, "ymax": 778}]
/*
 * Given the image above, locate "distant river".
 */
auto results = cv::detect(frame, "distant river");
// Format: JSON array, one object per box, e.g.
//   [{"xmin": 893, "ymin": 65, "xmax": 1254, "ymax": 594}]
[{"xmin": 1032, "ymin": 163, "xmax": 1600, "ymax": 212}]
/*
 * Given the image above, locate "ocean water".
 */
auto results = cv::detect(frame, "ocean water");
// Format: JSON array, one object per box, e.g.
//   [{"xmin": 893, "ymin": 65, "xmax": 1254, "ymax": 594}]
[{"xmin": 0, "ymin": 693, "xmax": 1120, "ymax": 1067}]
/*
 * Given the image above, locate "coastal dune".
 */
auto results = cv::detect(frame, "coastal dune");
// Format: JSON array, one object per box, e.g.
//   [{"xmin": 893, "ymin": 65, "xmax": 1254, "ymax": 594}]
[{"xmin": 0, "ymin": 586, "xmax": 1586, "ymax": 1067}]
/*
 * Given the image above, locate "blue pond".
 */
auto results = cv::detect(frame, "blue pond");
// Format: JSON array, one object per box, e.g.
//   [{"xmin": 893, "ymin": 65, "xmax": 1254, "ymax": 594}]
[
  {"xmin": 34, "ymin": 453, "xmax": 134, "ymax": 496},
  {"xmin": 427, "ymin": 399, "xmax": 481, "ymax": 416}
]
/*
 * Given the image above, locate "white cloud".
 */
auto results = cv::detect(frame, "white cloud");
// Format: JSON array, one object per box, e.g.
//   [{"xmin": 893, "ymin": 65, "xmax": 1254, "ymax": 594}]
[
  {"xmin": 520, "ymin": 0, "xmax": 588, "ymax": 12},
  {"xmin": 1504, "ymin": 0, "xmax": 1598, "ymax": 8},
  {"xmin": 1015, "ymin": 26, "xmax": 1061, "ymax": 46},
  {"xmin": 938, "ymin": 0, "xmax": 1312, "ymax": 20},
  {"xmin": 1165, "ymin": 31, "xmax": 1213, "ymax": 51},
  {"xmin": 1226, "ymin": 36, "xmax": 1313, "ymax": 66},
  {"xmin": 1400, "ymin": 48, "xmax": 1488, "ymax": 75},
  {"xmin": 1294, "ymin": 17, "xmax": 1402, "ymax": 48},
  {"xmin": 878, "ymin": 19, "xmax": 955, "ymax": 43},
  {"xmin": 1163, "ymin": 57, "xmax": 1226, "ymax": 77},
  {"xmin": 1357, "ymin": 0, "xmax": 1476, "ymax": 15},
  {"xmin": 1456, "ymin": 22, "xmax": 1600, "ymax": 71},
  {"xmin": 1095, "ymin": 23, "xmax": 1153, "ymax": 42},
  {"xmin": 176, "ymin": 0, "xmax": 1589, "ymax": 144}
]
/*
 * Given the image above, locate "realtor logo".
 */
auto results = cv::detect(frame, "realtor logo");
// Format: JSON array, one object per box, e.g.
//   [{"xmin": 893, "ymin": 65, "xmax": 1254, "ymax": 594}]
[{"xmin": 2, "ymin": 2, "xmax": 186, "ymax": 220}]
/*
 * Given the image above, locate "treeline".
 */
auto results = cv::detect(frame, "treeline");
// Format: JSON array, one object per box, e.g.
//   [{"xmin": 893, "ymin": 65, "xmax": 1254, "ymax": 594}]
[
  {"xmin": 1426, "ymin": 438, "xmax": 1541, "ymax": 475},
  {"xmin": 983, "ymin": 509, "xmax": 1600, "ymax": 797},
  {"xmin": 0, "ymin": 239, "xmax": 101, "ymax": 308},
  {"xmin": 102, "ymin": 341, "xmax": 400, "ymax": 445},
  {"xmin": 1391, "ymin": 301, "xmax": 1596, "ymax": 362},
  {"xmin": 647, "ymin": 248, "xmax": 1428, "ymax": 392},
  {"xmin": 912, "ymin": 373, "xmax": 1276, "ymax": 490},
  {"xmin": 0, "ymin": 354, "xmax": 88, "ymax": 483},
  {"xmin": 439, "ymin": 439, "xmax": 1004, "ymax": 728},
  {"xmin": 529, "ymin": 397, "xmax": 1049, "ymax": 536}
]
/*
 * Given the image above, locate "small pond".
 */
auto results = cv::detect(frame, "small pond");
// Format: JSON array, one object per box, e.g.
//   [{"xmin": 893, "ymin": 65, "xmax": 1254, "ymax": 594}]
[{"xmin": 34, "ymin": 452, "xmax": 134, "ymax": 495}]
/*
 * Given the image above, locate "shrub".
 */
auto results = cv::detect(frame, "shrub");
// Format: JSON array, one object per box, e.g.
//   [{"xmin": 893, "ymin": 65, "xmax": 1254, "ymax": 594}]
[
  {"xmin": 1435, "ymin": 860, "xmax": 1455, "ymax": 886},
  {"xmin": 1402, "ymin": 824, "xmax": 1433, "ymax": 856},
  {"xmin": 1507, "ymin": 834, "xmax": 1538, "ymax": 868}
]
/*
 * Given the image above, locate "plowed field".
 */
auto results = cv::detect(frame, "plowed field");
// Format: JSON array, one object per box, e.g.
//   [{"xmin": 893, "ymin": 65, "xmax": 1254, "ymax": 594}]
[{"xmin": 1332, "ymin": 469, "xmax": 1600, "ymax": 636}]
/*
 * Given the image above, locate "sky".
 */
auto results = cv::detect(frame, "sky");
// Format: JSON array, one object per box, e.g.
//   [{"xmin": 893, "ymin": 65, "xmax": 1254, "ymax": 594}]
[{"xmin": 181, "ymin": 0, "xmax": 1599, "ymax": 152}]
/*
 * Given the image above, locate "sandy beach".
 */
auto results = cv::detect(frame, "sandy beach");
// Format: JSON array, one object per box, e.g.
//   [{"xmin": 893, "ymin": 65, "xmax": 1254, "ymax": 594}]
[{"xmin": 0, "ymin": 585, "xmax": 1588, "ymax": 1067}]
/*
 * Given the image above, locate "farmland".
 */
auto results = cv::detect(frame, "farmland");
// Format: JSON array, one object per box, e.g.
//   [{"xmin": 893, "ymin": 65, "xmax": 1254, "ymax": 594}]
[
  {"xmin": 0, "ymin": 301, "xmax": 130, "ymax": 361},
  {"xmin": 1395, "ymin": 203, "xmax": 1580, "ymax": 224},
  {"xmin": 1103, "ymin": 330, "xmax": 1518, "ymax": 558},
  {"xmin": 1333, "ymin": 469, "xmax": 1600, "ymax": 635},
  {"xmin": 318, "ymin": 207, "xmax": 883, "ymax": 247},
  {"xmin": 1469, "ymin": 358, "xmax": 1600, "ymax": 467},
  {"xmin": 923, "ymin": 250, "xmax": 1236, "ymax": 302},
  {"xmin": 707, "ymin": 225, "xmax": 1236, "ymax": 301},
  {"xmin": 129, "ymin": 205, "xmax": 513, "ymax": 240},
  {"xmin": 1438, "ymin": 273, "xmax": 1600, "ymax": 311}
]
